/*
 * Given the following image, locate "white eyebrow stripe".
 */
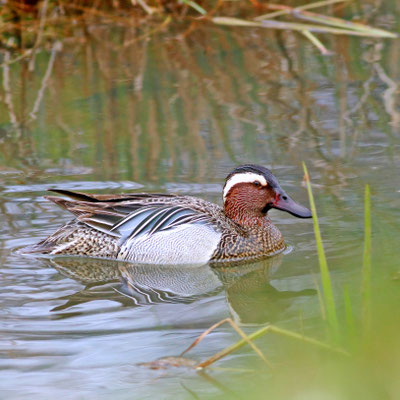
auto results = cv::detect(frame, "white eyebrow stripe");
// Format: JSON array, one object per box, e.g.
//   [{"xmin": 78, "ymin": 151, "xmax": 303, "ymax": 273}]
[{"xmin": 223, "ymin": 172, "xmax": 267, "ymax": 200}]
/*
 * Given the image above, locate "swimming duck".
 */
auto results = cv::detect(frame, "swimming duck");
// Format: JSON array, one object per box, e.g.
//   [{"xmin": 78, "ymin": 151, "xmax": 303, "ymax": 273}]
[{"xmin": 24, "ymin": 164, "xmax": 312, "ymax": 265}]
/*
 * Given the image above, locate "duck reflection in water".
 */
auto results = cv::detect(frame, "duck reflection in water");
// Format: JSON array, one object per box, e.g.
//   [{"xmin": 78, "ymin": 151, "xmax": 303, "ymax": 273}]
[{"xmin": 45, "ymin": 256, "xmax": 315, "ymax": 325}]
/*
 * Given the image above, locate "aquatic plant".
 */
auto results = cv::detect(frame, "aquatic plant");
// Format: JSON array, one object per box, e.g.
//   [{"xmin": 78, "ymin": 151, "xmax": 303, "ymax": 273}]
[{"xmin": 303, "ymin": 161, "xmax": 339, "ymax": 343}]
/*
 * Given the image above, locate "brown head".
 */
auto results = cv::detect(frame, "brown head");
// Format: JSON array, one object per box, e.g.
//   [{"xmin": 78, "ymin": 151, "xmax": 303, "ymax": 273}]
[{"xmin": 223, "ymin": 164, "xmax": 312, "ymax": 226}]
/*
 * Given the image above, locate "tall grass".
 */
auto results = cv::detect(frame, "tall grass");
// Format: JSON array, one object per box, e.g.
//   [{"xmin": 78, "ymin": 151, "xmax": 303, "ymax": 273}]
[
  {"xmin": 303, "ymin": 162, "xmax": 339, "ymax": 343},
  {"xmin": 302, "ymin": 166, "xmax": 372, "ymax": 345},
  {"xmin": 361, "ymin": 184, "xmax": 371, "ymax": 331}
]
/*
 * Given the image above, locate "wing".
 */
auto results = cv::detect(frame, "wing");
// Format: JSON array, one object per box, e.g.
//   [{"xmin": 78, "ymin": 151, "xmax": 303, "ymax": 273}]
[
  {"xmin": 45, "ymin": 189, "xmax": 216, "ymax": 244},
  {"xmin": 110, "ymin": 205, "xmax": 212, "ymax": 242}
]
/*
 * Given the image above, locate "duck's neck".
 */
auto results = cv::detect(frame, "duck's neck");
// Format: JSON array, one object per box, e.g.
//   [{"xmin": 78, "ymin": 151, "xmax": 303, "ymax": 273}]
[{"xmin": 224, "ymin": 197, "xmax": 268, "ymax": 227}]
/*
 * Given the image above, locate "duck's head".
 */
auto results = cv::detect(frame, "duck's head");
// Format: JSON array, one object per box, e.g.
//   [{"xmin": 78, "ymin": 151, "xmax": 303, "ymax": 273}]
[{"xmin": 223, "ymin": 164, "xmax": 312, "ymax": 226}]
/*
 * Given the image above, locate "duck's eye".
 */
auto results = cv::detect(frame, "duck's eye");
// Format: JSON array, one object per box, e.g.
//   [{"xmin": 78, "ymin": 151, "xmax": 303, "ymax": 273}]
[{"xmin": 253, "ymin": 181, "xmax": 262, "ymax": 188}]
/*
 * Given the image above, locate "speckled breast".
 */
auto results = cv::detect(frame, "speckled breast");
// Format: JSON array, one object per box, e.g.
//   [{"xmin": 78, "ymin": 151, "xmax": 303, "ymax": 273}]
[{"xmin": 210, "ymin": 222, "xmax": 285, "ymax": 264}]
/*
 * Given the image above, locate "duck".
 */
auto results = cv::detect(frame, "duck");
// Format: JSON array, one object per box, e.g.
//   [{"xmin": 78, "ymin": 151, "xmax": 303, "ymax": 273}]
[{"xmin": 23, "ymin": 164, "xmax": 312, "ymax": 265}]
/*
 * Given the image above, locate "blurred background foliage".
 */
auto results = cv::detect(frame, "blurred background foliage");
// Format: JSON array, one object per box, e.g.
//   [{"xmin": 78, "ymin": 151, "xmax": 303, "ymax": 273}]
[{"xmin": 1, "ymin": 0, "xmax": 399, "ymax": 186}]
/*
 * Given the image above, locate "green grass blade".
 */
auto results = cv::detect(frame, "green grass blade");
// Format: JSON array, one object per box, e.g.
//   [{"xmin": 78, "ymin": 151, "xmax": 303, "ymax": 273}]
[
  {"xmin": 294, "ymin": 10, "xmax": 398, "ymax": 38},
  {"xmin": 212, "ymin": 17, "xmax": 396, "ymax": 38},
  {"xmin": 312, "ymin": 274, "xmax": 326, "ymax": 319},
  {"xmin": 212, "ymin": 17, "xmax": 261, "ymax": 27},
  {"xmin": 258, "ymin": 20, "xmax": 395, "ymax": 37},
  {"xmin": 343, "ymin": 285, "xmax": 356, "ymax": 348},
  {"xmin": 303, "ymin": 162, "xmax": 340, "ymax": 343},
  {"xmin": 361, "ymin": 184, "xmax": 372, "ymax": 331},
  {"xmin": 179, "ymin": 0, "xmax": 207, "ymax": 15},
  {"xmin": 301, "ymin": 29, "xmax": 332, "ymax": 55},
  {"xmin": 196, "ymin": 323, "xmax": 348, "ymax": 368},
  {"xmin": 254, "ymin": 0, "xmax": 349, "ymax": 21},
  {"xmin": 252, "ymin": 0, "xmax": 397, "ymax": 38}
]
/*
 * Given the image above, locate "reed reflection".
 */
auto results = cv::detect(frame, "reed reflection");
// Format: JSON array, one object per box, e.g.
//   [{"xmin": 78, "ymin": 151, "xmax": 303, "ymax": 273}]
[{"xmin": 1, "ymin": 16, "xmax": 398, "ymax": 189}]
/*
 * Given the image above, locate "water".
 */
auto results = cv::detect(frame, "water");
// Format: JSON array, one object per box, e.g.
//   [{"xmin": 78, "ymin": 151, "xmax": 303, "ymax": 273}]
[{"xmin": 1, "ymin": 3, "xmax": 400, "ymax": 399}]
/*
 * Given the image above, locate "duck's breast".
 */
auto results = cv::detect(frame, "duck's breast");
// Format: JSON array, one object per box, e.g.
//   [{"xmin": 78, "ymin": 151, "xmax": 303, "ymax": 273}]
[{"xmin": 211, "ymin": 222, "xmax": 285, "ymax": 263}]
